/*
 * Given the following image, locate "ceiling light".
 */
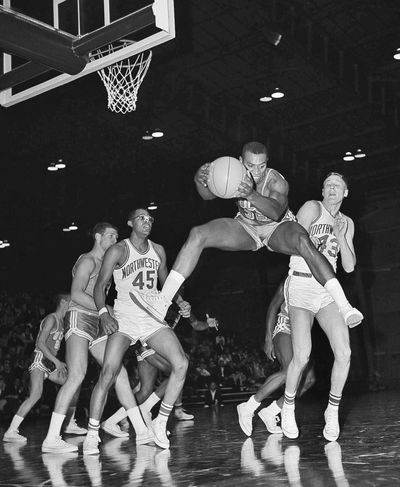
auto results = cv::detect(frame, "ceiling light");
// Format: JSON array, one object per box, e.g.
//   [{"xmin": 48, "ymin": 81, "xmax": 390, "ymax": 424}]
[
  {"xmin": 148, "ymin": 202, "xmax": 158, "ymax": 210},
  {"xmin": 47, "ymin": 163, "xmax": 58, "ymax": 171},
  {"xmin": 354, "ymin": 148, "xmax": 366, "ymax": 158},
  {"xmin": 2, "ymin": 240, "xmax": 10, "ymax": 247},
  {"xmin": 142, "ymin": 130, "xmax": 153, "ymax": 140},
  {"xmin": 152, "ymin": 128, "xmax": 164, "ymax": 138},
  {"xmin": 343, "ymin": 151, "xmax": 355, "ymax": 161},
  {"xmin": 56, "ymin": 158, "xmax": 66, "ymax": 169},
  {"xmin": 69, "ymin": 222, "xmax": 78, "ymax": 230},
  {"xmin": 271, "ymin": 87, "xmax": 284, "ymax": 99},
  {"xmin": 62, "ymin": 227, "xmax": 71, "ymax": 232},
  {"xmin": 259, "ymin": 95, "xmax": 272, "ymax": 102},
  {"xmin": 394, "ymin": 48, "xmax": 400, "ymax": 60}
]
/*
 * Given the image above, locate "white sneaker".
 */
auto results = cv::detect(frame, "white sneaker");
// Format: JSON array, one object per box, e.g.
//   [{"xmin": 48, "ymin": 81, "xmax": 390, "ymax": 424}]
[
  {"xmin": 129, "ymin": 291, "xmax": 170, "ymax": 324},
  {"xmin": 343, "ymin": 307, "xmax": 363, "ymax": 328},
  {"xmin": 42, "ymin": 436, "xmax": 78, "ymax": 453},
  {"xmin": 3, "ymin": 429, "xmax": 27, "ymax": 443},
  {"xmin": 323, "ymin": 407, "xmax": 340, "ymax": 442},
  {"xmin": 237, "ymin": 403, "xmax": 253, "ymax": 436},
  {"xmin": 139, "ymin": 406, "xmax": 153, "ymax": 429},
  {"xmin": 174, "ymin": 408, "xmax": 194, "ymax": 421},
  {"xmin": 64, "ymin": 419, "xmax": 88, "ymax": 435},
  {"xmin": 281, "ymin": 406, "xmax": 299, "ymax": 439},
  {"xmin": 152, "ymin": 418, "xmax": 170, "ymax": 449},
  {"xmin": 258, "ymin": 402, "xmax": 282, "ymax": 434},
  {"xmin": 136, "ymin": 427, "xmax": 155, "ymax": 445},
  {"xmin": 101, "ymin": 421, "xmax": 129, "ymax": 438},
  {"xmin": 83, "ymin": 433, "xmax": 101, "ymax": 455}
]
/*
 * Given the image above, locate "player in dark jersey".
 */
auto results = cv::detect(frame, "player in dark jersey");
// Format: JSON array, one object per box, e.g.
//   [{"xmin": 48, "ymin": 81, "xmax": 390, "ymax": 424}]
[
  {"xmin": 130, "ymin": 141, "xmax": 363, "ymax": 330},
  {"xmin": 2, "ymin": 294, "xmax": 81, "ymax": 442}
]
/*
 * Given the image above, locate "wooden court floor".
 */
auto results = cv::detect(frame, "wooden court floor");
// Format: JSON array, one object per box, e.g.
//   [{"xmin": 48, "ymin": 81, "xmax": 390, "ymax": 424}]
[{"xmin": 1, "ymin": 390, "xmax": 399, "ymax": 486}]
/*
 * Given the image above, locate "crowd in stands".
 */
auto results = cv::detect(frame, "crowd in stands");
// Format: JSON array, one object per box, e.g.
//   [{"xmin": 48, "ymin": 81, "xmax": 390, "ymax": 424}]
[{"xmin": 0, "ymin": 291, "xmax": 276, "ymax": 420}]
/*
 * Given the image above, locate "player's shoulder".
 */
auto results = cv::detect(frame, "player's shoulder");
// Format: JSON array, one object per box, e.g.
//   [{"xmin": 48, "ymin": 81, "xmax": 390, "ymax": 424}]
[
  {"xmin": 299, "ymin": 199, "xmax": 320, "ymax": 213},
  {"xmin": 267, "ymin": 168, "xmax": 289, "ymax": 191},
  {"xmin": 341, "ymin": 212, "xmax": 355, "ymax": 227},
  {"xmin": 150, "ymin": 240, "xmax": 166, "ymax": 255},
  {"xmin": 41, "ymin": 313, "xmax": 57, "ymax": 328},
  {"xmin": 75, "ymin": 252, "xmax": 96, "ymax": 269}
]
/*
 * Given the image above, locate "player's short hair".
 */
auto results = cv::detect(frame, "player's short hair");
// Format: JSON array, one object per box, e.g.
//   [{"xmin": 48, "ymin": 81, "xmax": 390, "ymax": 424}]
[
  {"xmin": 54, "ymin": 293, "xmax": 70, "ymax": 307},
  {"xmin": 90, "ymin": 222, "xmax": 118, "ymax": 240},
  {"xmin": 242, "ymin": 141, "xmax": 268, "ymax": 158},
  {"xmin": 324, "ymin": 172, "xmax": 348, "ymax": 188},
  {"xmin": 127, "ymin": 207, "xmax": 149, "ymax": 222}
]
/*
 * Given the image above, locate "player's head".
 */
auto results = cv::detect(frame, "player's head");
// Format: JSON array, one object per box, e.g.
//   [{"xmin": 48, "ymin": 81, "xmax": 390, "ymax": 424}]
[
  {"xmin": 127, "ymin": 208, "xmax": 154, "ymax": 236},
  {"xmin": 54, "ymin": 292, "xmax": 70, "ymax": 311},
  {"xmin": 322, "ymin": 172, "xmax": 349, "ymax": 202},
  {"xmin": 240, "ymin": 141, "xmax": 269, "ymax": 183},
  {"xmin": 91, "ymin": 222, "xmax": 119, "ymax": 250}
]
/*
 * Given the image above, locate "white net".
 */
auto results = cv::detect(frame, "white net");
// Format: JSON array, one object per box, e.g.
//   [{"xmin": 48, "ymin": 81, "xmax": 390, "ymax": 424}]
[{"xmin": 92, "ymin": 42, "xmax": 152, "ymax": 114}]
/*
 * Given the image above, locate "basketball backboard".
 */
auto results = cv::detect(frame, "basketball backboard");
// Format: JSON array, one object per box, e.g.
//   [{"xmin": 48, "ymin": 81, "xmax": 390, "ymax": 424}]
[{"xmin": 0, "ymin": 0, "xmax": 175, "ymax": 107}]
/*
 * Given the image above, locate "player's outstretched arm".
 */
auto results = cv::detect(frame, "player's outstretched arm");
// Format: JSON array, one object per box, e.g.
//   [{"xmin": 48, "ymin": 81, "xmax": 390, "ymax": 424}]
[
  {"xmin": 264, "ymin": 280, "xmax": 285, "ymax": 360},
  {"xmin": 194, "ymin": 163, "xmax": 217, "ymax": 200}
]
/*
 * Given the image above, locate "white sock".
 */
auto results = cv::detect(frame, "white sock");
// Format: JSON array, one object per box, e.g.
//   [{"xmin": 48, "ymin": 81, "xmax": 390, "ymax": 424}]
[
  {"xmin": 46, "ymin": 412, "xmax": 66, "ymax": 440},
  {"xmin": 161, "ymin": 270, "xmax": 185, "ymax": 302},
  {"xmin": 245, "ymin": 395, "xmax": 261, "ymax": 412},
  {"xmin": 9, "ymin": 414, "xmax": 24, "ymax": 431},
  {"xmin": 324, "ymin": 278, "xmax": 351, "ymax": 313},
  {"xmin": 141, "ymin": 392, "xmax": 161, "ymax": 412},
  {"xmin": 88, "ymin": 418, "xmax": 100, "ymax": 435},
  {"xmin": 127, "ymin": 406, "xmax": 147, "ymax": 435},
  {"xmin": 104, "ymin": 406, "xmax": 127, "ymax": 425}
]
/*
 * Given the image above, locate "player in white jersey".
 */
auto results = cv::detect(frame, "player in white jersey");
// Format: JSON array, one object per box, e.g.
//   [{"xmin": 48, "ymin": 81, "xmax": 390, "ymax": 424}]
[
  {"xmin": 83, "ymin": 208, "xmax": 190, "ymax": 453},
  {"xmin": 281, "ymin": 172, "xmax": 357, "ymax": 442},
  {"xmin": 130, "ymin": 141, "xmax": 363, "ymax": 330},
  {"xmin": 237, "ymin": 280, "xmax": 315, "ymax": 436},
  {"xmin": 2, "ymin": 293, "xmax": 82, "ymax": 442}
]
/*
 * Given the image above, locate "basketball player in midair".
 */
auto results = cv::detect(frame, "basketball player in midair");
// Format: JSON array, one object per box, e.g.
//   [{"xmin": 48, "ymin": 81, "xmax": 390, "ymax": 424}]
[
  {"xmin": 130, "ymin": 141, "xmax": 363, "ymax": 331},
  {"xmin": 3, "ymin": 293, "xmax": 85, "ymax": 442},
  {"xmin": 83, "ymin": 208, "xmax": 190, "ymax": 454},
  {"xmin": 42, "ymin": 223, "xmax": 151, "ymax": 453}
]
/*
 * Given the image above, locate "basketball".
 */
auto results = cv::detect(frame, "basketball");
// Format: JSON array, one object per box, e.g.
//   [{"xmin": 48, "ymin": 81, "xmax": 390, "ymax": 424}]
[{"xmin": 207, "ymin": 156, "xmax": 247, "ymax": 199}]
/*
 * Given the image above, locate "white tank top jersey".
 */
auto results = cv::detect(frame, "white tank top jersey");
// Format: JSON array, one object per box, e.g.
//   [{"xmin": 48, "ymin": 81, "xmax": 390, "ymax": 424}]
[
  {"xmin": 114, "ymin": 238, "xmax": 161, "ymax": 309},
  {"xmin": 290, "ymin": 201, "xmax": 341, "ymax": 273},
  {"xmin": 237, "ymin": 168, "xmax": 288, "ymax": 226}
]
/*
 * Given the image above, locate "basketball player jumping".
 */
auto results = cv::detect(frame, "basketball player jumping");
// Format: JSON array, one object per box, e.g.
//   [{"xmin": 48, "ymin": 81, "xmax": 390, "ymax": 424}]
[
  {"xmin": 83, "ymin": 208, "xmax": 190, "ymax": 454},
  {"xmin": 129, "ymin": 141, "xmax": 363, "ymax": 330}
]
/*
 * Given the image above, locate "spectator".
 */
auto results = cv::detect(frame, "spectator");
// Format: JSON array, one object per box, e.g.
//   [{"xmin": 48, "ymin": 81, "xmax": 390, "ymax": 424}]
[{"xmin": 204, "ymin": 381, "xmax": 223, "ymax": 408}]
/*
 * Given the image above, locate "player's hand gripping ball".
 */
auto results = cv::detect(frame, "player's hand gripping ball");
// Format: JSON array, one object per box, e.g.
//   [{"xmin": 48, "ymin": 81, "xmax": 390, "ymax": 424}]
[{"xmin": 207, "ymin": 156, "xmax": 248, "ymax": 199}]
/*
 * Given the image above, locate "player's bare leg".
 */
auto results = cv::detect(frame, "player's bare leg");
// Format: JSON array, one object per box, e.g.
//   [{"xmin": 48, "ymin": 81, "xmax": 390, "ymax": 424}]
[
  {"xmin": 42, "ymin": 335, "xmax": 88, "ymax": 453},
  {"xmin": 317, "ymin": 303, "xmax": 351, "ymax": 442},
  {"xmin": 238, "ymin": 332, "xmax": 292, "ymax": 436},
  {"xmin": 129, "ymin": 219, "xmax": 255, "ymax": 321},
  {"xmin": 268, "ymin": 222, "xmax": 363, "ymax": 327},
  {"xmin": 146, "ymin": 328, "xmax": 188, "ymax": 448},
  {"xmin": 90, "ymin": 339, "xmax": 149, "ymax": 440},
  {"xmin": 281, "ymin": 308, "xmax": 314, "ymax": 439},
  {"xmin": 84, "ymin": 334, "xmax": 153, "ymax": 454}
]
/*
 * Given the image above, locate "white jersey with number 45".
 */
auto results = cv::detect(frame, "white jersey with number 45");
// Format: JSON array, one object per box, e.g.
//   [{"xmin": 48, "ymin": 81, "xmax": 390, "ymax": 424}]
[
  {"xmin": 290, "ymin": 201, "xmax": 341, "ymax": 273},
  {"xmin": 113, "ymin": 238, "xmax": 161, "ymax": 311}
]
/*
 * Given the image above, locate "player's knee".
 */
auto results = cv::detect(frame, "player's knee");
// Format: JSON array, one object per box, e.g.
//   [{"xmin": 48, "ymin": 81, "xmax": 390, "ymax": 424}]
[
  {"xmin": 67, "ymin": 368, "xmax": 87, "ymax": 386},
  {"xmin": 334, "ymin": 345, "xmax": 351, "ymax": 365},
  {"xmin": 99, "ymin": 363, "xmax": 119, "ymax": 387},
  {"xmin": 292, "ymin": 349, "xmax": 311, "ymax": 368},
  {"xmin": 173, "ymin": 354, "xmax": 188, "ymax": 379}
]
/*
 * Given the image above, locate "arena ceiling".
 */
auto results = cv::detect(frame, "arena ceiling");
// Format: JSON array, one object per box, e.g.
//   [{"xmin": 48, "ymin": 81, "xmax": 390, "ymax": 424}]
[{"xmin": 0, "ymin": 0, "xmax": 399, "ymax": 288}]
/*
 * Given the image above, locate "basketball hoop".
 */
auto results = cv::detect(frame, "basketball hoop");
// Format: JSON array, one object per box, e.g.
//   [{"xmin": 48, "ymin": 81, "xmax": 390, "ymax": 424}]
[{"xmin": 91, "ymin": 41, "xmax": 152, "ymax": 114}]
